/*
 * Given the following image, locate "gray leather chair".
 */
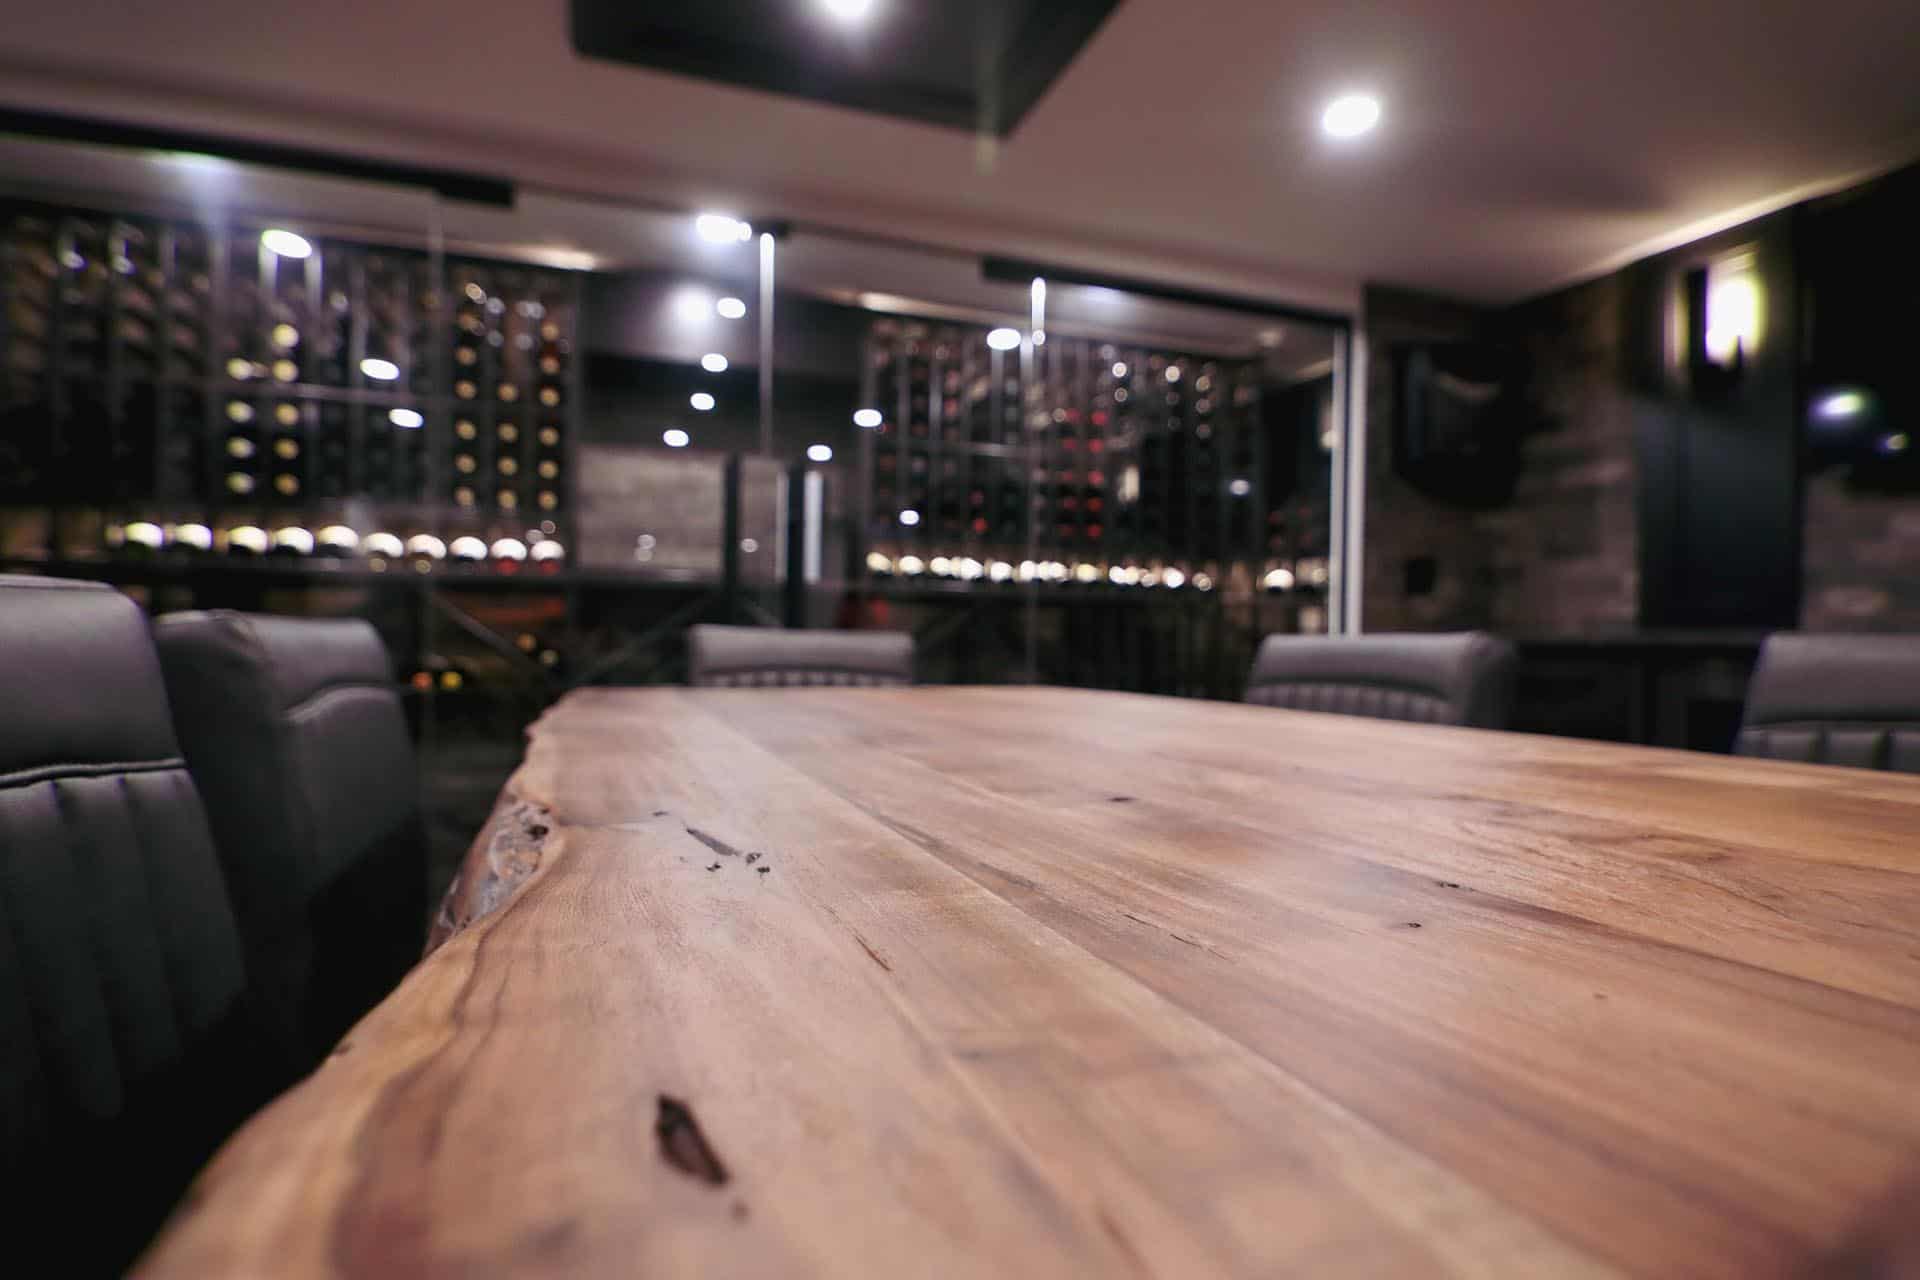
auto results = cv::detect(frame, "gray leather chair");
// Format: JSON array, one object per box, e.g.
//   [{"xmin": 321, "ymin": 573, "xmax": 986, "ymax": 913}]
[
  {"xmin": 154, "ymin": 612, "xmax": 427, "ymax": 1068},
  {"xmin": 1735, "ymin": 633, "xmax": 1920, "ymax": 772},
  {"xmin": 687, "ymin": 624, "xmax": 913, "ymax": 688},
  {"xmin": 0, "ymin": 577, "xmax": 276, "ymax": 1273},
  {"xmin": 1244, "ymin": 631, "xmax": 1517, "ymax": 729}
]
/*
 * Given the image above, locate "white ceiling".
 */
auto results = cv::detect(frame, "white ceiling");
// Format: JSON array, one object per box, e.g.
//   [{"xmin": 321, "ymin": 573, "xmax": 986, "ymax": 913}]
[{"xmin": 3, "ymin": 0, "xmax": 1918, "ymax": 308}]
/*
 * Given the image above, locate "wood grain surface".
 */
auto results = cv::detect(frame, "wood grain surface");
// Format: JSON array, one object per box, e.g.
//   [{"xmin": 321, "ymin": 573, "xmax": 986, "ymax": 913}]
[{"xmin": 138, "ymin": 687, "xmax": 1920, "ymax": 1278}]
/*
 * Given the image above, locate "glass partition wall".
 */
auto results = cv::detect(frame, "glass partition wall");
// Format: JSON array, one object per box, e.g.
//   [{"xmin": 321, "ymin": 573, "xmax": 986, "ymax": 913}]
[{"xmin": 0, "ymin": 132, "xmax": 1352, "ymax": 714}]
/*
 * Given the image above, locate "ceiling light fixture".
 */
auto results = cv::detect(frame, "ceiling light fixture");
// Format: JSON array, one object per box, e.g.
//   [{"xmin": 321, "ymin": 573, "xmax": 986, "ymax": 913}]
[
  {"xmin": 821, "ymin": 0, "xmax": 874, "ymax": 19},
  {"xmin": 899, "ymin": 508, "xmax": 921, "ymax": 527},
  {"xmin": 1814, "ymin": 390, "xmax": 1867, "ymax": 421},
  {"xmin": 663, "ymin": 428, "xmax": 690, "ymax": 448},
  {"xmin": 853, "ymin": 408, "xmax": 883, "ymax": 428},
  {"xmin": 389, "ymin": 408, "xmax": 424, "ymax": 429},
  {"xmin": 695, "ymin": 213, "xmax": 753, "ymax": 244},
  {"xmin": 1321, "ymin": 93, "xmax": 1382, "ymax": 139},
  {"xmin": 716, "ymin": 296, "xmax": 747, "ymax": 319},
  {"xmin": 690, "ymin": 392, "xmax": 716, "ymax": 411},
  {"xmin": 260, "ymin": 228, "xmax": 313, "ymax": 259},
  {"xmin": 701, "ymin": 353, "xmax": 729, "ymax": 373},
  {"xmin": 986, "ymin": 327, "xmax": 1021, "ymax": 351},
  {"xmin": 360, "ymin": 357, "xmax": 400, "ymax": 381},
  {"xmin": 807, "ymin": 444, "xmax": 834, "ymax": 463}
]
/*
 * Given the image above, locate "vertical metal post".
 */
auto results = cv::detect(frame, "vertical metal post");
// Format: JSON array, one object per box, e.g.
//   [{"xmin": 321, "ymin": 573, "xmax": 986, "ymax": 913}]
[
  {"xmin": 1328, "ymin": 327, "xmax": 1350, "ymax": 635},
  {"xmin": 722, "ymin": 452, "xmax": 742, "ymax": 621},
  {"xmin": 758, "ymin": 233, "xmax": 775, "ymax": 458},
  {"xmin": 1021, "ymin": 277, "xmax": 1045, "ymax": 684},
  {"xmin": 783, "ymin": 460, "xmax": 806, "ymax": 627}
]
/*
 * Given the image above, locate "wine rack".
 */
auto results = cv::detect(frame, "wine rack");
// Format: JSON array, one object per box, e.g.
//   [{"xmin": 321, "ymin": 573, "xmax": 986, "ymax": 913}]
[
  {"xmin": 860, "ymin": 319, "xmax": 1327, "ymax": 597},
  {"xmin": 0, "ymin": 198, "xmax": 581, "ymax": 564}
]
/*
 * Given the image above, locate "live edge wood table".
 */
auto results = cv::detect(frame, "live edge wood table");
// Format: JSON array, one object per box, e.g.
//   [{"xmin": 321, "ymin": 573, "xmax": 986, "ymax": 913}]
[{"xmin": 141, "ymin": 687, "xmax": 1920, "ymax": 1278}]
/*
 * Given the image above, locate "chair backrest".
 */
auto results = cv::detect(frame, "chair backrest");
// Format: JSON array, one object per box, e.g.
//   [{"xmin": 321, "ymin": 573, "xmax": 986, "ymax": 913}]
[
  {"xmin": 687, "ymin": 624, "xmax": 914, "ymax": 688},
  {"xmin": 1244, "ymin": 631, "xmax": 1517, "ymax": 729},
  {"xmin": 0, "ymin": 577, "xmax": 269, "ymax": 1270},
  {"xmin": 154, "ymin": 612, "xmax": 426, "ymax": 1064},
  {"xmin": 1735, "ymin": 633, "xmax": 1920, "ymax": 772}
]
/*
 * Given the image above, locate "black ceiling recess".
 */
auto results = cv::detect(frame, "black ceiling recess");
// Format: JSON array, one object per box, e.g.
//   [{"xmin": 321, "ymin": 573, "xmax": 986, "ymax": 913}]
[{"xmin": 569, "ymin": 0, "xmax": 1123, "ymax": 137}]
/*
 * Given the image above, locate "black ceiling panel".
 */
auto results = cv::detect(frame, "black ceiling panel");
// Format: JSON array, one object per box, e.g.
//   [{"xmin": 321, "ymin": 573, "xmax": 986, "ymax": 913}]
[{"xmin": 569, "ymin": 0, "xmax": 1122, "ymax": 137}]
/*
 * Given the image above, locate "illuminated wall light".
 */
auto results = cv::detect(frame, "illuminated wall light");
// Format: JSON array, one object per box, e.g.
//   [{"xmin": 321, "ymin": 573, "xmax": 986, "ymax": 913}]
[
  {"xmin": 673, "ymin": 289, "xmax": 714, "ymax": 326},
  {"xmin": 1228, "ymin": 477, "xmax": 1252, "ymax": 497},
  {"xmin": 959, "ymin": 558, "xmax": 985, "ymax": 581},
  {"xmin": 1112, "ymin": 362, "xmax": 1128, "ymax": 378},
  {"xmin": 530, "ymin": 539, "xmax": 566, "ymax": 563},
  {"xmin": 363, "ymin": 532, "xmax": 404, "ymax": 559},
  {"xmin": 406, "ymin": 534, "xmax": 448, "ymax": 560},
  {"xmin": 930, "ymin": 556, "xmax": 955, "ymax": 578},
  {"xmin": 1162, "ymin": 567, "xmax": 1187, "ymax": 589},
  {"xmin": 988, "ymin": 560, "xmax": 1013, "ymax": 583},
  {"xmin": 490, "ymin": 538, "xmax": 529, "ymax": 561},
  {"xmin": 897, "ymin": 508, "xmax": 922, "ymax": 527},
  {"xmin": 449, "ymin": 536, "xmax": 488, "ymax": 562},
  {"xmin": 226, "ymin": 526, "xmax": 270, "ymax": 555},
  {"xmin": 1139, "ymin": 567, "xmax": 1162, "ymax": 588},
  {"xmin": 1018, "ymin": 560, "xmax": 1038, "ymax": 582},
  {"xmin": 1108, "ymin": 565, "xmax": 1129, "ymax": 586},
  {"xmin": 360, "ymin": 357, "xmax": 400, "ymax": 381},
  {"xmin": 663, "ymin": 428, "xmax": 691, "ymax": 448},
  {"xmin": 853, "ymin": 408, "xmax": 884, "ymax": 428},
  {"xmin": 701, "ymin": 353, "xmax": 729, "ymax": 373},
  {"xmin": 690, "ymin": 392, "xmax": 716, "ymax": 412},
  {"xmin": 1883, "ymin": 432, "xmax": 1911, "ymax": 454},
  {"xmin": 1321, "ymin": 93, "xmax": 1382, "ymax": 139},
  {"xmin": 124, "ymin": 521, "xmax": 165, "ymax": 550},
  {"xmin": 389, "ymin": 408, "xmax": 424, "ymax": 429},
  {"xmin": 1193, "ymin": 572, "xmax": 1216, "ymax": 592},
  {"xmin": 1703, "ymin": 262, "xmax": 1761, "ymax": 366},
  {"xmin": 1814, "ymin": 390, "xmax": 1867, "ymax": 421},
  {"xmin": 866, "ymin": 551, "xmax": 895, "ymax": 575},
  {"xmin": 172, "ymin": 523, "xmax": 214, "ymax": 552},
  {"xmin": 807, "ymin": 444, "xmax": 834, "ymax": 463},
  {"xmin": 1074, "ymin": 562, "xmax": 1100, "ymax": 584},
  {"xmin": 716, "ymin": 296, "xmax": 747, "ymax": 320},
  {"xmin": 259, "ymin": 228, "xmax": 313, "ymax": 259},
  {"xmin": 317, "ymin": 525, "xmax": 359, "ymax": 553},
  {"xmin": 821, "ymin": 0, "xmax": 873, "ymax": 20},
  {"xmin": 273, "ymin": 527, "xmax": 316, "ymax": 555},
  {"xmin": 986, "ymin": 327, "xmax": 1021, "ymax": 351},
  {"xmin": 898, "ymin": 555, "xmax": 926, "ymax": 576},
  {"xmin": 695, "ymin": 213, "xmax": 752, "ymax": 244},
  {"xmin": 1264, "ymin": 567, "xmax": 1297, "ymax": 592}
]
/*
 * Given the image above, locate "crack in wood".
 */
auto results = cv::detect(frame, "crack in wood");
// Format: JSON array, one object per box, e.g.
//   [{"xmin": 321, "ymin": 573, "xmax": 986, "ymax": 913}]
[
  {"xmin": 655, "ymin": 1096, "xmax": 729, "ymax": 1186},
  {"xmin": 852, "ymin": 933, "xmax": 893, "ymax": 972}
]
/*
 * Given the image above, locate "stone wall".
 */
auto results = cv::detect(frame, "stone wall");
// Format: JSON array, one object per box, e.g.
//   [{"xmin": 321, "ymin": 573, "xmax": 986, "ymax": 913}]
[{"xmin": 1803, "ymin": 476, "xmax": 1920, "ymax": 630}]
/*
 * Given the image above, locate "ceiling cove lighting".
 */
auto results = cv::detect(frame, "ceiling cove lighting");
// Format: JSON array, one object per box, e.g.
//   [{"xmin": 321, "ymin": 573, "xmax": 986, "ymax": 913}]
[
  {"xmin": 986, "ymin": 327, "xmax": 1022, "ymax": 352},
  {"xmin": 807, "ymin": 444, "xmax": 834, "ymax": 462},
  {"xmin": 700, "ymin": 353, "xmax": 729, "ymax": 373},
  {"xmin": 360, "ymin": 357, "xmax": 400, "ymax": 381},
  {"xmin": 259, "ymin": 228, "xmax": 313, "ymax": 259},
  {"xmin": 695, "ymin": 213, "xmax": 753, "ymax": 244},
  {"xmin": 1321, "ymin": 93, "xmax": 1382, "ymax": 140},
  {"xmin": 690, "ymin": 392, "xmax": 716, "ymax": 412},
  {"xmin": 716, "ymin": 296, "xmax": 747, "ymax": 319},
  {"xmin": 662, "ymin": 428, "xmax": 690, "ymax": 448},
  {"xmin": 853, "ymin": 408, "xmax": 884, "ymax": 429}
]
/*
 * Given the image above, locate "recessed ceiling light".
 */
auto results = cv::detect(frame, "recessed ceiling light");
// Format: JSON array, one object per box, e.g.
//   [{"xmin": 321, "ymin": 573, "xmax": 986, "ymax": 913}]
[
  {"xmin": 987, "ymin": 327, "xmax": 1021, "ymax": 351},
  {"xmin": 1321, "ymin": 93, "xmax": 1382, "ymax": 139},
  {"xmin": 701, "ymin": 353, "xmax": 729, "ymax": 373},
  {"xmin": 821, "ymin": 0, "xmax": 873, "ymax": 19},
  {"xmin": 807, "ymin": 444, "xmax": 834, "ymax": 463},
  {"xmin": 853, "ymin": 408, "xmax": 883, "ymax": 428},
  {"xmin": 1814, "ymin": 390, "xmax": 1867, "ymax": 421},
  {"xmin": 716, "ymin": 296, "xmax": 747, "ymax": 319},
  {"xmin": 260, "ymin": 228, "xmax": 312, "ymax": 259},
  {"xmin": 360, "ymin": 357, "xmax": 400, "ymax": 381},
  {"xmin": 389, "ymin": 408, "xmax": 424, "ymax": 429},
  {"xmin": 663, "ymin": 428, "xmax": 690, "ymax": 448},
  {"xmin": 695, "ymin": 213, "xmax": 752, "ymax": 244},
  {"xmin": 690, "ymin": 392, "xmax": 716, "ymax": 412},
  {"xmin": 898, "ymin": 508, "xmax": 921, "ymax": 527}
]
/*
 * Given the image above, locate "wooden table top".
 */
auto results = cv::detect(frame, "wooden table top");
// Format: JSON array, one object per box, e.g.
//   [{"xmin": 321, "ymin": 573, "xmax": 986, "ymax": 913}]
[{"xmin": 140, "ymin": 687, "xmax": 1920, "ymax": 1278}]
